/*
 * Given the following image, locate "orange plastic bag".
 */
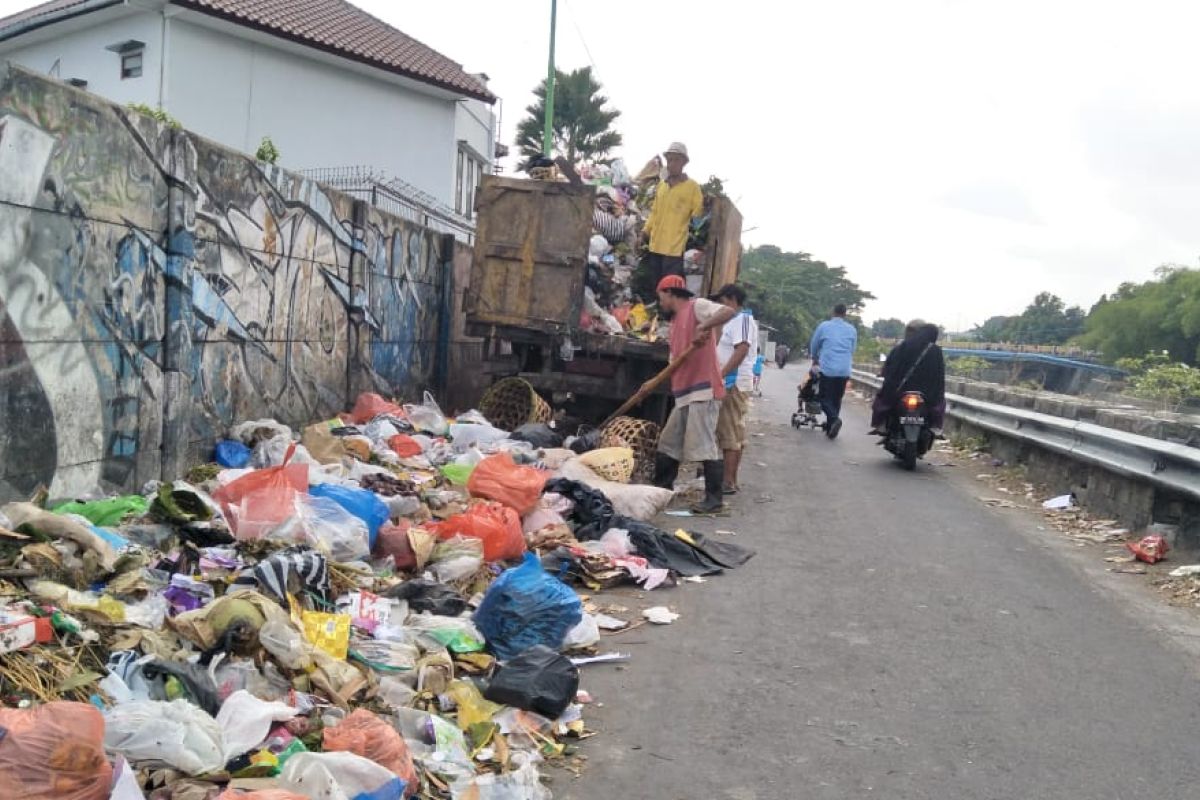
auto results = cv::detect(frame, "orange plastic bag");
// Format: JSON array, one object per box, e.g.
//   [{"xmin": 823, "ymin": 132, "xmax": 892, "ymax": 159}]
[
  {"xmin": 388, "ymin": 434, "xmax": 424, "ymax": 459},
  {"xmin": 350, "ymin": 392, "xmax": 406, "ymax": 424},
  {"xmin": 323, "ymin": 709, "xmax": 418, "ymax": 795},
  {"xmin": 0, "ymin": 701, "xmax": 112, "ymax": 800},
  {"xmin": 212, "ymin": 445, "xmax": 308, "ymax": 539},
  {"xmin": 432, "ymin": 502, "xmax": 526, "ymax": 562},
  {"xmin": 467, "ymin": 452, "xmax": 547, "ymax": 515}
]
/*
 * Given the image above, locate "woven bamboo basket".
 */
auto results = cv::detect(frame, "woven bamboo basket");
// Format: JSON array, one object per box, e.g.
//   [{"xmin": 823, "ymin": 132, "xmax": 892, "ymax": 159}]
[
  {"xmin": 479, "ymin": 378, "xmax": 553, "ymax": 432},
  {"xmin": 600, "ymin": 416, "xmax": 661, "ymax": 484},
  {"xmin": 578, "ymin": 447, "xmax": 636, "ymax": 483}
]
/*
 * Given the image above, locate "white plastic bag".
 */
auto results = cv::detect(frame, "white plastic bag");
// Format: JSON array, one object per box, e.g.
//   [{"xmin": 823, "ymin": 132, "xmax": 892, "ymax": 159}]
[
  {"xmin": 215, "ymin": 689, "xmax": 298, "ymax": 761},
  {"xmin": 562, "ymin": 613, "xmax": 600, "ymax": 649},
  {"xmin": 273, "ymin": 495, "xmax": 371, "ymax": 562},
  {"xmin": 280, "ymin": 752, "xmax": 406, "ymax": 800},
  {"xmin": 450, "ymin": 755, "xmax": 550, "ymax": 800},
  {"xmin": 385, "ymin": 494, "xmax": 423, "ymax": 519},
  {"xmin": 104, "ymin": 699, "xmax": 224, "ymax": 775},
  {"xmin": 449, "ymin": 423, "xmax": 508, "ymax": 452},
  {"xmin": 404, "ymin": 392, "xmax": 449, "ymax": 436},
  {"xmin": 259, "ymin": 618, "xmax": 315, "ymax": 671}
]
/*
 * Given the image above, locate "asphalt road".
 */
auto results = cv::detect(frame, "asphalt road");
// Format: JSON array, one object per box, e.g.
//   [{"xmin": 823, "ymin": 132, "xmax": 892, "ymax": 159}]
[{"xmin": 558, "ymin": 365, "xmax": 1200, "ymax": 800}]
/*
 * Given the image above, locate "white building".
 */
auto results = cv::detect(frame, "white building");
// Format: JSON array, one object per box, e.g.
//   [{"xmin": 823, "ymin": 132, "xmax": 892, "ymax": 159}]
[{"xmin": 0, "ymin": 0, "xmax": 499, "ymax": 218}]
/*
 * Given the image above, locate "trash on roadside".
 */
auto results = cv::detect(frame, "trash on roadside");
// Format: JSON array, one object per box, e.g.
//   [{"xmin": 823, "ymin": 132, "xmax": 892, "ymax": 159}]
[
  {"xmin": 484, "ymin": 645, "xmax": 580, "ymax": 719},
  {"xmin": 1127, "ymin": 534, "xmax": 1170, "ymax": 564},
  {"xmin": 1168, "ymin": 565, "xmax": 1200, "ymax": 578},
  {"xmin": 642, "ymin": 606, "xmax": 679, "ymax": 625},
  {"xmin": 1042, "ymin": 494, "xmax": 1075, "ymax": 511}
]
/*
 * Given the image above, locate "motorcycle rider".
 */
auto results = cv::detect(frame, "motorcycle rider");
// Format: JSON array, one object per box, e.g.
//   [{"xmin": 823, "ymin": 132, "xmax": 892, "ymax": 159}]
[{"xmin": 869, "ymin": 322, "xmax": 946, "ymax": 435}]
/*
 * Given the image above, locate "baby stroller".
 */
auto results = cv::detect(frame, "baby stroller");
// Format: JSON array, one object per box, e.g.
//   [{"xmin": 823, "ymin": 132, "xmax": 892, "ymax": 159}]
[{"xmin": 791, "ymin": 370, "xmax": 824, "ymax": 430}]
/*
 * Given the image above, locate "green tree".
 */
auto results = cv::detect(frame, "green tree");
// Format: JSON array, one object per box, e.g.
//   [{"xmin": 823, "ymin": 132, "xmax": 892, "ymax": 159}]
[
  {"xmin": 870, "ymin": 318, "xmax": 906, "ymax": 339},
  {"xmin": 973, "ymin": 315, "xmax": 1012, "ymax": 341},
  {"xmin": 740, "ymin": 245, "xmax": 875, "ymax": 350},
  {"xmin": 516, "ymin": 67, "xmax": 622, "ymax": 169},
  {"xmin": 1079, "ymin": 266, "xmax": 1200, "ymax": 364},
  {"xmin": 971, "ymin": 294, "xmax": 1085, "ymax": 345}
]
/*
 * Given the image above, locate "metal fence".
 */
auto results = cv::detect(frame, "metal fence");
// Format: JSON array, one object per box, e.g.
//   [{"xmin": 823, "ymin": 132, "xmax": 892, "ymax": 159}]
[{"xmin": 300, "ymin": 166, "xmax": 477, "ymax": 242}]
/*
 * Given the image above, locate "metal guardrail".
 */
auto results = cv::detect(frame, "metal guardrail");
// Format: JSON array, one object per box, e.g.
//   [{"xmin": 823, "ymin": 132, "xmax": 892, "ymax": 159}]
[{"xmin": 851, "ymin": 370, "xmax": 1200, "ymax": 502}]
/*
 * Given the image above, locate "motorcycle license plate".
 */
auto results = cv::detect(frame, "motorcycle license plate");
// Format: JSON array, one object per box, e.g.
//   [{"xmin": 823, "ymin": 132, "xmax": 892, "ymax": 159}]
[{"xmin": 900, "ymin": 416, "xmax": 924, "ymax": 426}]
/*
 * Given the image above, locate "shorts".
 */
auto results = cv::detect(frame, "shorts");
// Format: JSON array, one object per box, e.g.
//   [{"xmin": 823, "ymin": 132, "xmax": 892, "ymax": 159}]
[
  {"xmin": 716, "ymin": 387, "xmax": 750, "ymax": 450},
  {"xmin": 657, "ymin": 399, "xmax": 721, "ymax": 463}
]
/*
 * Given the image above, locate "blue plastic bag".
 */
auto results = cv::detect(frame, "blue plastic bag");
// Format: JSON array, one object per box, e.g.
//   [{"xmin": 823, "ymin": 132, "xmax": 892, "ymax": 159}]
[
  {"xmin": 474, "ymin": 552, "xmax": 583, "ymax": 660},
  {"xmin": 214, "ymin": 439, "xmax": 252, "ymax": 469},
  {"xmin": 309, "ymin": 484, "xmax": 389, "ymax": 549}
]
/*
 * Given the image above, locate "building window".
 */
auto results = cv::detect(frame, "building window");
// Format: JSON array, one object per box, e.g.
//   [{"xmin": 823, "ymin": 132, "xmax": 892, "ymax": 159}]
[
  {"xmin": 121, "ymin": 51, "xmax": 142, "ymax": 79},
  {"xmin": 456, "ymin": 142, "xmax": 486, "ymax": 220}
]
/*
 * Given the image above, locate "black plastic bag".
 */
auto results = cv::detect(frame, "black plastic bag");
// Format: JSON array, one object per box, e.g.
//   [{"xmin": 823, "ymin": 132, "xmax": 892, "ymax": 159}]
[
  {"xmin": 484, "ymin": 645, "xmax": 579, "ymax": 719},
  {"xmin": 511, "ymin": 423, "xmax": 563, "ymax": 449},
  {"xmin": 383, "ymin": 578, "xmax": 469, "ymax": 616},
  {"xmin": 568, "ymin": 429, "xmax": 603, "ymax": 454}
]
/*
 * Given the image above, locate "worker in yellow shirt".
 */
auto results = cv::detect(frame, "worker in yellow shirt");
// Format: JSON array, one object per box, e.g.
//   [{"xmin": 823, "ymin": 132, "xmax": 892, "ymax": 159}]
[{"xmin": 642, "ymin": 142, "xmax": 704, "ymax": 284}]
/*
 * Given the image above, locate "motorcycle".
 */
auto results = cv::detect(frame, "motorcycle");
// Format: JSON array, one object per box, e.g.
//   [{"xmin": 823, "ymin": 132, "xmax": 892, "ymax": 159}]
[{"xmin": 883, "ymin": 391, "xmax": 935, "ymax": 470}]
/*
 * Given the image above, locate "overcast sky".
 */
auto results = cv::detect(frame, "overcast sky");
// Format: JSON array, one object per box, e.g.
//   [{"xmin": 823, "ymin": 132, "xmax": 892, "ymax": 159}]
[{"xmin": 4, "ymin": 0, "xmax": 1199, "ymax": 329}]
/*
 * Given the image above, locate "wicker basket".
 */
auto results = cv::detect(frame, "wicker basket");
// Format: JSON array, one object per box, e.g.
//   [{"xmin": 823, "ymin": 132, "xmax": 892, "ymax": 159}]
[
  {"xmin": 479, "ymin": 378, "xmax": 553, "ymax": 432},
  {"xmin": 578, "ymin": 447, "xmax": 636, "ymax": 483},
  {"xmin": 600, "ymin": 416, "xmax": 662, "ymax": 484}
]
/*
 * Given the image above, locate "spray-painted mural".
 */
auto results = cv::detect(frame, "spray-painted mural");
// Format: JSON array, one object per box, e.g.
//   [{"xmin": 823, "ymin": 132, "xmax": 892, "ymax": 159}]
[{"xmin": 0, "ymin": 64, "xmax": 448, "ymax": 501}]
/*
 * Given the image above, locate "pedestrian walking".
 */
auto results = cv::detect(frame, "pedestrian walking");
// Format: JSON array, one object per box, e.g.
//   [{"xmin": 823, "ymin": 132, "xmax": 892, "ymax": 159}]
[
  {"xmin": 775, "ymin": 343, "xmax": 791, "ymax": 369},
  {"xmin": 713, "ymin": 284, "xmax": 758, "ymax": 495},
  {"xmin": 752, "ymin": 349, "xmax": 765, "ymax": 396},
  {"xmin": 650, "ymin": 275, "xmax": 736, "ymax": 513},
  {"xmin": 808, "ymin": 303, "xmax": 858, "ymax": 439}
]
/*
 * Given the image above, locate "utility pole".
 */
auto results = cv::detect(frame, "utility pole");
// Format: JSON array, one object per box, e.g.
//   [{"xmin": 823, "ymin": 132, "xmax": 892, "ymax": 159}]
[{"xmin": 542, "ymin": 0, "xmax": 557, "ymax": 156}]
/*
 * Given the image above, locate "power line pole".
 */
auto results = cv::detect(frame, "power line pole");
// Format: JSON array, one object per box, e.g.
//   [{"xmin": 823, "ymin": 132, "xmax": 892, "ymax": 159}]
[{"xmin": 542, "ymin": 0, "xmax": 558, "ymax": 157}]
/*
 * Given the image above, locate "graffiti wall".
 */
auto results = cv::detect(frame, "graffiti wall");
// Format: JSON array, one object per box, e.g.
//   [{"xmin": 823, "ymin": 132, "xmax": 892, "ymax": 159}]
[{"xmin": 0, "ymin": 64, "xmax": 449, "ymax": 501}]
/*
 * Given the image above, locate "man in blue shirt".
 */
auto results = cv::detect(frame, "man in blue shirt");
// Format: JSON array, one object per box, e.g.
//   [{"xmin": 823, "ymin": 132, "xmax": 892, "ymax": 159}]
[{"xmin": 809, "ymin": 304, "xmax": 858, "ymax": 439}]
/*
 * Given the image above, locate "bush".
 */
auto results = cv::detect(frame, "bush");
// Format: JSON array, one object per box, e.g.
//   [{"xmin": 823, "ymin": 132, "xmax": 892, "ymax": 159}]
[
  {"xmin": 256, "ymin": 136, "xmax": 280, "ymax": 164},
  {"xmin": 126, "ymin": 103, "xmax": 180, "ymax": 128},
  {"xmin": 1129, "ymin": 363, "xmax": 1200, "ymax": 409},
  {"xmin": 947, "ymin": 356, "xmax": 989, "ymax": 379}
]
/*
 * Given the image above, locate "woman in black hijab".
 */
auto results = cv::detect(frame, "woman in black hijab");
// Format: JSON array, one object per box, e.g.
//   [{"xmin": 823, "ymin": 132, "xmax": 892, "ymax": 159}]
[{"xmin": 870, "ymin": 322, "xmax": 945, "ymax": 433}]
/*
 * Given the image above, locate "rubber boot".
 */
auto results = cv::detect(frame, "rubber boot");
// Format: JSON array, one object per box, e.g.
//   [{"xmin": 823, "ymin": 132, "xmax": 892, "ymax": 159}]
[
  {"xmin": 692, "ymin": 460, "xmax": 725, "ymax": 514},
  {"xmin": 653, "ymin": 453, "xmax": 680, "ymax": 490}
]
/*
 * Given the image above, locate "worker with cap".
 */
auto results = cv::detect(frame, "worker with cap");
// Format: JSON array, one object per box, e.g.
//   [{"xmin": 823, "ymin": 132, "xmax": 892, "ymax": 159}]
[
  {"xmin": 650, "ymin": 274, "xmax": 737, "ymax": 513},
  {"xmin": 643, "ymin": 142, "xmax": 705, "ymax": 284}
]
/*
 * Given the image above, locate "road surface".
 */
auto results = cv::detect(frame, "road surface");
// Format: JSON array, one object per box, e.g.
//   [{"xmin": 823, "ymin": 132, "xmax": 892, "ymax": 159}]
[{"xmin": 558, "ymin": 364, "xmax": 1200, "ymax": 800}]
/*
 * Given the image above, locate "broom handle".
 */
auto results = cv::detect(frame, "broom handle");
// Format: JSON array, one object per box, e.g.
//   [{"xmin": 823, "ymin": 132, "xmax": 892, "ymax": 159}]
[{"xmin": 603, "ymin": 341, "xmax": 702, "ymax": 427}]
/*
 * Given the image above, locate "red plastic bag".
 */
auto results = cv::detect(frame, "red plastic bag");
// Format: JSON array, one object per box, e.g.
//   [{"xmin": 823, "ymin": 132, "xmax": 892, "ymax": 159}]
[
  {"xmin": 374, "ymin": 523, "xmax": 418, "ymax": 569},
  {"xmin": 212, "ymin": 445, "xmax": 309, "ymax": 538},
  {"xmin": 467, "ymin": 452, "xmax": 547, "ymax": 515},
  {"xmin": 0, "ymin": 701, "xmax": 112, "ymax": 800},
  {"xmin": 350, "ymin": 392, "xmax": 405, "ymax": 424},
  {"xmin": 388, "ymin": 434, "xmax": 424, "ymax": 459},
  {"xmin": 432, "ymin": 502, "xmax": 526, "ymax": 562},
  {"xmin": 1128, "ymin": 534, "xmax": 1169, "ymax": 564},
  {"xmin": 323, "ymin": 709, "xmax": 418, "ymax": 796}
]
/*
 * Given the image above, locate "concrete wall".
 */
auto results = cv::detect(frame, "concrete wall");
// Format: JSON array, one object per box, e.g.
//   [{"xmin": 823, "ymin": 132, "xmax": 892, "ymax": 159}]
[
  {"xmin": 167, "ymin": 18, "xmax": 458, "ymax": 205},
  {"xmin": 0, "ymin": 64, "xmax": 451, "ymax": 501}
]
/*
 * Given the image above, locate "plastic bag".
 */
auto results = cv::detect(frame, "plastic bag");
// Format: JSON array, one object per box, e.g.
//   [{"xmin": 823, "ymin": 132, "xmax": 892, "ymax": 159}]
[
  {"xmin": 302, "ymin": 423, "xmax": 348, "ymax": 465},
  {"xmin": 216, "ymin": 690, "xmax": 298, "ymax": 761},
  {"xmin": 259, "ymin": 619, "xmax": 315, "ymax": 672},
  {"xmin": 53, "ymin": 495, "xmax": 149, "ymax": 527},
  {"xmin": 510, "ymin": 423, "xmax": 563, "ymax": 449},
  {"xmin": 351, "ymin": 638, "xmax": 419, "ymax": 675},
  {"xmin": 1128, "ymin": 534, "xmax": 1170, "ymax": 564},
  {"xmin": 560, "ymin": 459, "xmax": 673, "ymax": 521},
  {"xmin": 309, "ymin": 484, "xmax": 389, "ymax": 548},
  {"xmin": 323, "ymin": 709, "xmax": 418, "ymax": 794},
  {"xmin": 301, "ymin": 611, "xmax": 352, "ymax": 660},
  {"xmin": 374, "ymin": 524, "xmax": 419, "ymax": 569},
  {"xmin": 440, "ymin": 463, "xmax": 474, "ymax": 486},
  {"xmin": 404, "ymin": 392, "xmax": 449, "ymax": 436},
  {"xmin": 0, "ymin": 701, "xmax": 112, "ymax": 800},
  {"xmin": 432, "ymin": 502, "xmax": 526, "ymax": 563},
  {"xmin": 215, "ymin": 440, "xmax": 253, "ymax": 469},
  {"xmin": 484, "ymin": 645, "xmax": 580, "ymax": 719},
  {"xmin": 406, "ymin": 612, "xmax": 485, "ymax": 653},
  {"xmin": 279, "ymin": 495, "xmax": 371, "ymax": 562},
  {"xmin": 562, "ymin": 612, "xmax": 600, "ymax": 649},
  {"xmin": 3, "ymin": 502, "xmax": 120, "ymax": 571},
  {"xmin": 429, "ymin": 535, "xmax": 484, "ymax": 582},
  {"xmin": 385, "ymin": 578, "xmax": 468, "ymax": 616},
  {"xmin": 449, "ymin": 754, "xmax": 550, "ymax": 800},
  {"xmin": 443, "ymin": 680, "xmax": 502, "ymax": 731},
  {"xmin": 218, "ymin": 791, "xmax": 308, "ymax": 800},
  {"xmin": 212, "ymin": 448, "xmax": 308, "ymax": 539},
  {"xmin": 449, "ymin": 423, "xmax": 508, "ymax": 452},
  {"xmin": 349, "ymin": 392, "xmax": 406, "ymax": 424},
  {"xmin": 104, "ymin": 699, "xmax": 224, "ymax": 775},
  {"xmin": 473, "ymin": 553, "xmax": 583, "ymax": 660},
  {"xmin": 388, "ymin": 435, "xmax": 424, "ymax": 458},
  {"xmin": 467, "ymin": 453, "xmax": 547, "ymax": 515},
  {"xmin": 280, "ymin": 752, "xmax": 406, "ymax": 800}
]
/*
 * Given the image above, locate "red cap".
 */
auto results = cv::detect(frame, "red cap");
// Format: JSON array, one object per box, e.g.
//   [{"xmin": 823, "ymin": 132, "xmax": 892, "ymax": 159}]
[{"xmin": 656, "ymin": 274, "xmax": 687, "ymax": 293}]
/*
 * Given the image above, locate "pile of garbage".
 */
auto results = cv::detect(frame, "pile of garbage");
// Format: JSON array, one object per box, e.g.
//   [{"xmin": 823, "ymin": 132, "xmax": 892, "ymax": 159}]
[
  {"xmin": 575, "ymin": 156, "xmax": 717, "ymax": 340},
  {"xmin": 0, "ymin": 390, "xmax": 752, "ymax": 799}
]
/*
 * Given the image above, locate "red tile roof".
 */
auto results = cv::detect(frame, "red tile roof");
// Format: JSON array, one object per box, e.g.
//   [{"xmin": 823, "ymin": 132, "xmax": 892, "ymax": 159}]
[{"xmin": 0, "ymin": 0, "xmax": 495, "ymax": 103}]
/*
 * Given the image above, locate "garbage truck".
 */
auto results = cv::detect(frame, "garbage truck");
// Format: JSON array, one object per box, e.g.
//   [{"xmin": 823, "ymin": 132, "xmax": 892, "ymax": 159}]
[{"xmin": 466, "ymin": 175, "xmax": 743, "ymax": 425}]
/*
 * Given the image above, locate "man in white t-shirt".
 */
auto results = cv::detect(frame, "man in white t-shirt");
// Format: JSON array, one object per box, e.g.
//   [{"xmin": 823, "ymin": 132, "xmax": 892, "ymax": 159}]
[{"xmin": 712, "ymin": 284, "xmax": 759, "ymax": 495}]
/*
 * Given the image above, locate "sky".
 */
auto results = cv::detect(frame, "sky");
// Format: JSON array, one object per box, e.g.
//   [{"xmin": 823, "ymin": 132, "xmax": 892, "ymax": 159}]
[{"xmin": 3, "ymin": 0, "xmax": 1200, "ymax": 330}]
